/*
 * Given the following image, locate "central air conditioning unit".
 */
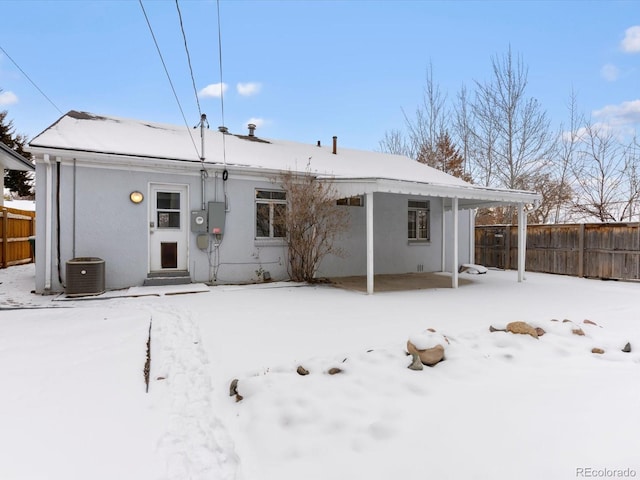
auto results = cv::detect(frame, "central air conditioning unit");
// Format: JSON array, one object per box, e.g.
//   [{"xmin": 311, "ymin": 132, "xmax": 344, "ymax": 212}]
[{"xmin": 65, "ymin": 257, "xmax": 106, "ymax": 297}]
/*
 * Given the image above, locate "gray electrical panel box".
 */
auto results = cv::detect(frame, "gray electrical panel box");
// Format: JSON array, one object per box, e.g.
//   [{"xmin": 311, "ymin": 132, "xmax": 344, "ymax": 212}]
[
  {"xmin": 190, "ymin": 210, "xmax": 207, "ymax": 233},
  {"xmin": 208, "ymin": 202, "xmax": 226, "ymax": 235}
]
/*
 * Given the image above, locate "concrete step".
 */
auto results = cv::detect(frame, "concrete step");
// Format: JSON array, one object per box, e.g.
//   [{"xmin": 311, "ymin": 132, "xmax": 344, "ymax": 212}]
[{"xmin": 143, "ymin": 271, "xmax": 192, "ymax": 286}]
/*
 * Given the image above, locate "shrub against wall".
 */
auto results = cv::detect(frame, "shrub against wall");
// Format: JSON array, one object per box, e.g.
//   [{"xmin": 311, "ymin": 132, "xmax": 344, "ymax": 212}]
[{"xmin": 279, "ymin": 170, "xmax": 350, "ymax": 282}]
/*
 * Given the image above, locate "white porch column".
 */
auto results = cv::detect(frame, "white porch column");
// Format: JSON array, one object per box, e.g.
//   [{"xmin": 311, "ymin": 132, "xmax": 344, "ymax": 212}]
[
  {"xmin": 469, "ymin": 209, "xmax": 476, "ymax": 264},
  {"xmin": 441, "ymin": 197, "xmax": 446, "ymax": 272},
  {"xmin": 517, "ymin": 202, "xmax": 527, "ymax": 282},
  {"xmin": 44, "ymin": 154, "xmax": 53, "ymax": 291},
  {"xmin": 452, "ymin": 197, "xmax": 459, "ymax": 288},
  {"xmin": 366, "ymin": 192, "xmax": 374, "ymax": 294}
]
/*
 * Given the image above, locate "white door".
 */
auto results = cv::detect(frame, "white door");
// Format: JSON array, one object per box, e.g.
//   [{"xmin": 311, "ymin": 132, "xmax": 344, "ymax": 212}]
[{"xmin": 149, "ymin": 184, "xmax": 188, "ymax": 272}]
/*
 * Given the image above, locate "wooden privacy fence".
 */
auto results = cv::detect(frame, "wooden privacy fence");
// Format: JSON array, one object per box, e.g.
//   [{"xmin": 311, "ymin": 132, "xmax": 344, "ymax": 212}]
[
  {"xmin": 475, "ymin": 223, "xmax": 640, "ymax": 281},
  {"xmin": 1, "ymin": 206, "xmax": 36, "ymax": 268}
]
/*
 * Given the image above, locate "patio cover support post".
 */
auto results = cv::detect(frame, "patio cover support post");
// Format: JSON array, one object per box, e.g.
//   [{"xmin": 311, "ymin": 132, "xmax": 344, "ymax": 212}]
[
  {"xmin": 44, "ymin": 154, "xmax": 53, "ymax": 291},
  {"xmin": 366, "ymin": 192, "xmax": 374, "ymax": 294},
  {"xmin": 441, "ymin": 197, "xmax": 446, "ymax": 272},
  {"xmin": 517, "ymin": 202, "xmax": 526, "ymax": 282},
  {"xmin": 452, "ymin": 197, "xmax": 459, "ymax": 288}
]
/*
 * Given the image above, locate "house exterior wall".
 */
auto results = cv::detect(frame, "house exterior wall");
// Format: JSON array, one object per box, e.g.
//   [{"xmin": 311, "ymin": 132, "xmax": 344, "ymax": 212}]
[
  {"xmin": 318, "ymin": 192, "xmax": 473, "ymax": 277},
  {"xmin": 34, "ymin": 158, "xmax": 291, "ymax": 293},
  {"xmin": 35, "ymin": 158, "xmax": 474, "ymax": 293}
]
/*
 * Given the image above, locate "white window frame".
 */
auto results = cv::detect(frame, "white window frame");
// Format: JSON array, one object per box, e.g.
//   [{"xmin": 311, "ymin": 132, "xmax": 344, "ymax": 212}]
[
  {"xmin": 408, "ymin": 200, "xmax": 430, "ymax": 242},
  {"xmin": 255, "ymin": 189, "xmax": 287, "ymax": 239}
]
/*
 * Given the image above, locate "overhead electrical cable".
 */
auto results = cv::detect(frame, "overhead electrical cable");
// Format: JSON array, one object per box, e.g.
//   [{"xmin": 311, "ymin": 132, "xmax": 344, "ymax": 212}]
[
  {"xmin": 0, "ymin": 44, "xmax": 63, "ymax": 116},
  {"xmin": 175, "ymin": 0, "xmax": 202, "ymax": 118},
  {"xmin": 216, "ymin": 0, "xmax": 227, "ymax": 167},
  {"xmin": 138, "ymin": 0, "xmax": 201, "ymax": 161}
]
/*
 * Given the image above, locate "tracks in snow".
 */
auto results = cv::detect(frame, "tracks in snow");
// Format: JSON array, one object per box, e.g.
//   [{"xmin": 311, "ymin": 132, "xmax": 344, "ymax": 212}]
[{"xmin": 150, "ymin": 305, "xmax": 241, "ymax": 480}]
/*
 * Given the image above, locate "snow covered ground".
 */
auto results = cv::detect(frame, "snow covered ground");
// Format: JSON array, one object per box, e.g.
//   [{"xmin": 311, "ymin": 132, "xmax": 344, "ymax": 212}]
[{"xmin": 1, "ymin": 264, "xmax": 639, "ymax": 480}]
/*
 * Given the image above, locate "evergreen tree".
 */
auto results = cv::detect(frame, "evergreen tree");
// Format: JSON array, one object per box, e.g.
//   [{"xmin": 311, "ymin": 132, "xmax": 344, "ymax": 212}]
[{"xmin": 1, "ymin": 105, "xmax": 34, "ymax": 197}]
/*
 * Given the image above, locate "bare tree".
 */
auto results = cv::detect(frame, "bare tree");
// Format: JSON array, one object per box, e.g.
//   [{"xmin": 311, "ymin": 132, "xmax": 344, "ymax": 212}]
[
  {"xmin": 472, "ymin": 47, "xmax": 554, "ymax": 191},
  {"xmin": 620, "ymin": 136, "xmax": 640, "ymax": 221},
  {"xmin": 378, "ymin": 128, "xmax": 410, "ymax": 157},
  {"xmin": 527, "ymin": 173, "xmax": 573, "ymax": 224},
  {"xmin": 380, "ymin": 62, "xmax": 450, "ymax": 167},
  {"xmin": 570, "ymin": 121, "xmax": 635, "ymax": 222},
  {"xmin": 409, "ymin": 62, "xmax": 448, "ymax": 167},
  {"xmin": 551, "ymin": 90, "xmax": 582, "ymax": 223},
  {"xmin": 452, "ymin": 84, "xmax": 475, "ymax": 182},
  {"xmin": 278, "ymin": 171, "xmax": 350, "ymax": 282}
]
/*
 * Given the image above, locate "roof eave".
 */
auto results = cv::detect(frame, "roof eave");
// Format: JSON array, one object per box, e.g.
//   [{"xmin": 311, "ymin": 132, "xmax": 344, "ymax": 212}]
[{"xmin": 0, "ymin": 142, "xmax": 34, "ymax": 171}]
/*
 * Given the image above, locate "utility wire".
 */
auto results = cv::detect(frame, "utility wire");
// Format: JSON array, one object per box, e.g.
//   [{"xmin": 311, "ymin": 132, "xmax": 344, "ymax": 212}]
[
  {"xmin": 216, "ymin": 0, "xmax": 227, "ymax": 166},
  {"xmin": 0, "ymin": 44, "xmax": 63, "ymax": 115},
  {"xmin": 138, "ymin": 0, "xmax": 201, "ymax": 160},
  {"xmin": 175, "ymin": 0, "xmax": 202, "ymax": 118}
]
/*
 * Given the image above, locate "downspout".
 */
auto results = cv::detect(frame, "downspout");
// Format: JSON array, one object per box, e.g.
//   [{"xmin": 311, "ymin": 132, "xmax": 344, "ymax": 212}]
[
  {"xmin": 73, "ymin": 158, "xmax": 77, "ymax": 258},
  {"xmin": 43, "ymin": 154, "xmax": 52, "ymax": 291},
  {"xmin": 56, "ymin": 158, "xmax": 63, "ymax": 286}
]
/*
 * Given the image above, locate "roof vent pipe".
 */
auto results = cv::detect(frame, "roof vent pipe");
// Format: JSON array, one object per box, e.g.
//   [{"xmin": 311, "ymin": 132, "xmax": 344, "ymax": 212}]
[
  {"xmin": 332, "ymin": 136, "xmax": 337, "ymax": 154},
  {"xmin": 218, "ymin": 126, "xmax": 228, "ymax": 133},
  {"xmin": 248, "ymin": 123, "xmax": 256, "ymax": 137},
  {"xmin": 317, "ymin": 140, "xmax": 321, "ymax": 147}
]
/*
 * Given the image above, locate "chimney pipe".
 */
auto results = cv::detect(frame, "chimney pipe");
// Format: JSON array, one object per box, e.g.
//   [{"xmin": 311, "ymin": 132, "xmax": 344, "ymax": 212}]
[
  {"xmin": 332, "ymin": 136, "xmax": 337, "ymax": 154},
  {"xmin": 317, "ymin": 140, "xmax": 321, "ymax": 147},
  {"xmin": 248, "ymin": 123, "xmax": 256, "ymax": 137}
]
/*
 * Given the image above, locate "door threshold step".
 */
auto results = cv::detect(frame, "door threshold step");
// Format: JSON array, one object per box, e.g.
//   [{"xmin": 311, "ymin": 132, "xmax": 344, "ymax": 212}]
[{"xmin": 144, "ymin": 274, "xmax": 192, "ymax": 286}]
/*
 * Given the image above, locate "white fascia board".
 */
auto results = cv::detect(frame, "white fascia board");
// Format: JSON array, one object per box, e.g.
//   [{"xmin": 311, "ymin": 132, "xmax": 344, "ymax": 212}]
[
  {"xmin": 324, "ymin": 177, "xmax": 541, "ymax": 207},
  {"xmin": 27, "ymin": 146, "xmax": 293, "ymax": 184}
]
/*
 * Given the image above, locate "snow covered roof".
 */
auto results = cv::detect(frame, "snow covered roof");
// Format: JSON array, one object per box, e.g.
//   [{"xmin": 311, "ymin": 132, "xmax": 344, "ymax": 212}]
[
  {"xmin": 29, "ymin": 111, "xmax": 540, "ymax": 207},
  {"xmin": 0, "ymin": 142, "xmax": 34, "ymax": 171}
]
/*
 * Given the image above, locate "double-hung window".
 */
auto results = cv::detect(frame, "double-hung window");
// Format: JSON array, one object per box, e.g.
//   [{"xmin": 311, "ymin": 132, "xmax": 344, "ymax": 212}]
[
  {"xmin": 256, "ymin": 190, "xmax": 287, "ymax": 239},
  {"xmin": 408, "ymin": 200, "xmax": 430, "ymax": 241}
]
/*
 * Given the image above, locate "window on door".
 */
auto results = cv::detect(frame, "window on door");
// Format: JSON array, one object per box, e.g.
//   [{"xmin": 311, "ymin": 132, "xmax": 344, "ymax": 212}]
[
  {"xmin": 157, "ymin": 192, "xmax": 181, "ymax": 228},
  {"xmin": 255, "ymin": 190, "xmax": 286, "ymax": 238}
]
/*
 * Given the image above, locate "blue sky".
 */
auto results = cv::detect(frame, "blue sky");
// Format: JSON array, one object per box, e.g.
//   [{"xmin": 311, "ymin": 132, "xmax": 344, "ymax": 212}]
[{"xmin": 1, "ymin": 0, "xmax": 639, "ymax": 152}]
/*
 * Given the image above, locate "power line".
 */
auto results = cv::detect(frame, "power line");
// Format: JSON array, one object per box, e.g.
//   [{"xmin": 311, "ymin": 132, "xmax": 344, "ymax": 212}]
[
  {"xmin": 175, "ymin": 0, "xmax": 202, "ymax": 118},
  {"xmin": 216, "ymin": 0, "xmax": 226, "ymax": 129},
  {"xmin": 216, "ymin": 0, "xmax": 227, "ymax": 167},
  {"xmin": 0, "ymin": 44, "xmax": 63, "ymax": 115},
  {"xmin": 138, "ymin": 0, "xmax": 200, "ymax": 160}
]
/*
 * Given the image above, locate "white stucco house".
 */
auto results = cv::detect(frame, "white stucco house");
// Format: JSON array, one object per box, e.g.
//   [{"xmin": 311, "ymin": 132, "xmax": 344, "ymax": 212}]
[{"xmin": 28, "ymin": 111, "xmax": 540, "ymax": 294}]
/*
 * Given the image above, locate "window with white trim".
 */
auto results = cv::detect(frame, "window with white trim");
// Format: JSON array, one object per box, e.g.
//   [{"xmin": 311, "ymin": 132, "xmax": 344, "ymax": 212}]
[
  {"xmin": 336, "ymin": 195, "xmax": 364, "ymax": 207},
  {"xmin": 408, "ymin": 200, "xmax": 430, "ymax": 241},
  {"xmin": 256, "ymin": 190, "xmax": 287, "ymax": 238}
]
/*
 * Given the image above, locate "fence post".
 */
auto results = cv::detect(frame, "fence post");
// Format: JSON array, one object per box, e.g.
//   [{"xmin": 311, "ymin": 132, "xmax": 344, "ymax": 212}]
[
  {"xmin": 1, "ymin": 208, "xmax": 7, "ymax": 268},
  {"xmin": 578, "ymin": 223, "xmax": 585, "ymax": 278}
]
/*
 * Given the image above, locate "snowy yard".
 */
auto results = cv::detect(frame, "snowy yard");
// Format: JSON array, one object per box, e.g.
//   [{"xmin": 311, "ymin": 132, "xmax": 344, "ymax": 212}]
[{"xmin": 1, "ymin": 264, "xmax": 639, "ymax": 480}]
